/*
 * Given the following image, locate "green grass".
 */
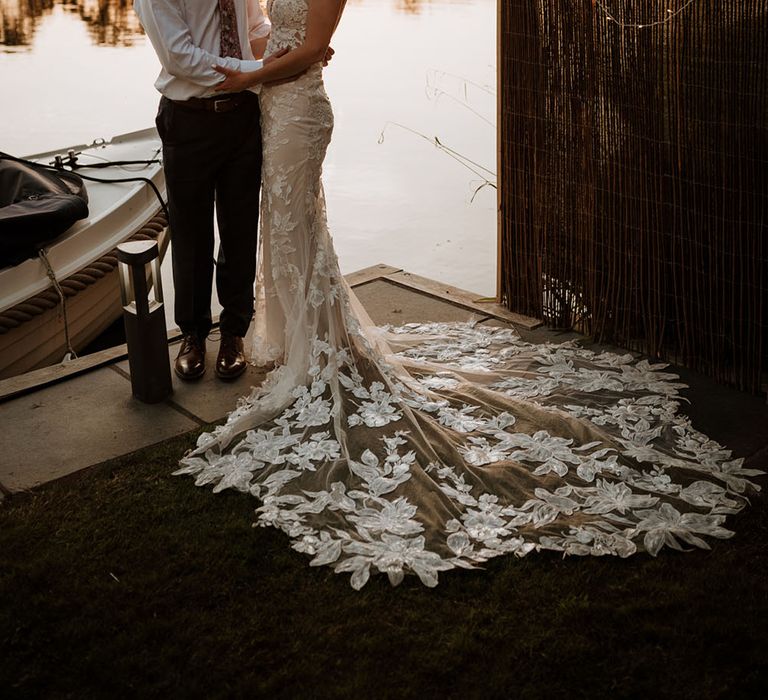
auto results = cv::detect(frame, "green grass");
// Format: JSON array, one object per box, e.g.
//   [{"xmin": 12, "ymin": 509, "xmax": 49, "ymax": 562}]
[{"xmin": 1, "ymin": 428, "xmax": 767, "ymax": 699}]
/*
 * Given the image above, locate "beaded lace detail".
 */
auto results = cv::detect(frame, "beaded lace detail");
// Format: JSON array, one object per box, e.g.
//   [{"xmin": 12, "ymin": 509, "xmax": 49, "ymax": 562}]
[{"xmin": 175, "ymin": 0, "xmax": 763, "ymax": 589}]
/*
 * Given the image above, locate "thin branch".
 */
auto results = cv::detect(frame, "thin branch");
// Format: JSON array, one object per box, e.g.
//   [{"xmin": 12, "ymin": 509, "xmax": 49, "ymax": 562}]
[
  {"xmin": 425, "ymin": 87, "xmax": 496, "ymax": 128},
  {"xmin": 378, "ymin": 122, "xmax": 496, "ymax": 179},
  {"xmin": 425, "ymin": 69, "xmax": 496, "ymax": 97}
]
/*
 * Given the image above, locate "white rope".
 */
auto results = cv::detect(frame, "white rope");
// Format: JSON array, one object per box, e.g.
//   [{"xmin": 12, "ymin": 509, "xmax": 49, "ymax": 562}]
[{"xmin": 38, "ymin": 249, "xmax": 78, "ymax": 362}]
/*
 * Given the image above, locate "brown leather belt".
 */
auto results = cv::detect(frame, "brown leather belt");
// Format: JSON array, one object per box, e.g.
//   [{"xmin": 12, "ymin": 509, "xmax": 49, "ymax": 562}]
[{"xmin": 169, "ymin": 91, "xmax": 253, "ymax": 113}]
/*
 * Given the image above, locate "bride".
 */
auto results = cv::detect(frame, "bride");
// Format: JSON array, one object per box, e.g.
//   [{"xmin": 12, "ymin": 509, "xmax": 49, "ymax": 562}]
[{"xmin": 175, "ymin": 0, "xmax": 762, "ymax": 589}]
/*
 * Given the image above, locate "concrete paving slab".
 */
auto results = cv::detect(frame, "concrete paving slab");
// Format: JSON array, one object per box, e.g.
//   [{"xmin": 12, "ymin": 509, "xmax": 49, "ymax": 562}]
[
  {"xmin": 384, "ymin": 270, "xmax": 541, "ymax": 329},
  {"xmin": 116, "ymin": 280, "xmax": 479, "ymax": 423},
  {"xmin": 674, "ymin": 367, "xmax": 768, "ymax": 464},
  {"xmin": 0, "ymin": 367, "xmax": 197, "ymax": 492},
  {"xmin": 345, "ymin": 263, "xmax": 402, "ymax": 287},
  {"xmin": 352, "ymin": 279, "xmax": 484, "ymax": 326},
  {"xmin": 116, "ymin": 331, "xmax": 271, "ymax": 425}
]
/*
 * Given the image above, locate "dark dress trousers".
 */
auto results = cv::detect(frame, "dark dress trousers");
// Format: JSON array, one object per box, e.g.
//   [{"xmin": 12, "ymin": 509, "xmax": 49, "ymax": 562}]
[{"xmin": 155, "ymin": 93, "xmax": 262, "ymax": 340}]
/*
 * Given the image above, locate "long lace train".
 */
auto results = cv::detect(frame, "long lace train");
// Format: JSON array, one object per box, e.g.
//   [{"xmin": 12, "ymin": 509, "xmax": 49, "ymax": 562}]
[{"xmin": 174, "ymin": 0, "xmax": 762, "ymax": 589}]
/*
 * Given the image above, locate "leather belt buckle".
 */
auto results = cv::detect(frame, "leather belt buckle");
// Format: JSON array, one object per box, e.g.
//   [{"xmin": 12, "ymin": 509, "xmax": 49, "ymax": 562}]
[{"xmin": 213, "ymin": 98, "xmax": 230, "ymax": 113}]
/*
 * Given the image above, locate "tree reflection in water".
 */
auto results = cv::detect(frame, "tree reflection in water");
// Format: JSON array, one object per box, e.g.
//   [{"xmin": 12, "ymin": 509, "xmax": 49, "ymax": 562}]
[
  {"xmin": 0, "ymin": 0, "xmax": 443, "ymax": 50},
  {"xmin": 396, "ymin": 0, "xmax": 426, "ymax": 14},
  {"xmin": 0, "ymin": 1, "xmax": 53, "ymax": 47},
  {"xmin": 0, "ymin": 0, "xmax": 144, "ymax": 49}
]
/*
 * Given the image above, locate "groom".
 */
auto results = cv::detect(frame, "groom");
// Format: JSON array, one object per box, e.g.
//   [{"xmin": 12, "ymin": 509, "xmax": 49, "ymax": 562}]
[{"xmin": 134, "ymin": 0, "xmax": 274, "ymax": 381}]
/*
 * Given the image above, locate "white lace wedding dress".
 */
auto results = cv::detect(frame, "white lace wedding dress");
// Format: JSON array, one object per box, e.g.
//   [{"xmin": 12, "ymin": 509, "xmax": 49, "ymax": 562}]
[{"xmin": 175, "ymin": 0, "xmax": 762, "ymax": 589}]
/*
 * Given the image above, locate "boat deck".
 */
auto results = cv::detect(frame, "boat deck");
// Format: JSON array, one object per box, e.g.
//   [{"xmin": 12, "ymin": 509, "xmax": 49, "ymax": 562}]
[{"xmin": 1, "ymin": 264, "xmax": 766, "ymax": 497}]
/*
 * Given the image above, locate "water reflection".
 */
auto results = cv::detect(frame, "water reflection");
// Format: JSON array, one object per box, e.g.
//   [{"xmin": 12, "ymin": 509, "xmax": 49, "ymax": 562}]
[
  {"xmin": 0, "ymin": 0, "xmax": 144, "ymax": 49},
  {"xmin": 0, "ymin": 0, "xmax": 455, "ymax": 51},
  {"xmin": 348, "ymin": 0, "xmax": 468, "ymax": 13},
  {"xmin": 395, "ymin": 0, "xmax": 434, "ymax": 14},
  {"xmin": 1, "ymin": 0, "xmax": 497, "ymax": 307},
  {"xmin": 0, "ymin": 0, "xmax": 51, "ymax": 47}
]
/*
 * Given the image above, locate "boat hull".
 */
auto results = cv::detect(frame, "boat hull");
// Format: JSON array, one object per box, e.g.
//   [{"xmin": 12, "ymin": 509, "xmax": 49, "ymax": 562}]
[
  {"xmin": 0, "ymin": 216, "xmax": 168, "ymax": 379},
  {"xmin": 0, "ymin": 263, "xmax": 122, "ymax": 378},
  {"xmin": 0, "ymin": 128, "xmax": 168, "ymax": 379}
]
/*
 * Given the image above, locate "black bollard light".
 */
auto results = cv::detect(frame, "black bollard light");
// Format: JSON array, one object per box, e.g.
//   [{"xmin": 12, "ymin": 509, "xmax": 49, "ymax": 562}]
[{"xmin": 116, "ymin": 239, "xmax": 172, "ymax": 403}]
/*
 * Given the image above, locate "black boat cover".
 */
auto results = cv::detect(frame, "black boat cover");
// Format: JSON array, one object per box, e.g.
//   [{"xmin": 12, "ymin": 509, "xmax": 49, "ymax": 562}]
[{"xmin": 0, "ymin": 158, "xmax": 89, "ymax": 268}]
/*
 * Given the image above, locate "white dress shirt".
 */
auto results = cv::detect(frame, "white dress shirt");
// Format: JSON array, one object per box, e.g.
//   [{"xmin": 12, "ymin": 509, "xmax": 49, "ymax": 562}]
[{"xmin": 133, "ymin": 0, "xmax": 271, "ymax": 100}]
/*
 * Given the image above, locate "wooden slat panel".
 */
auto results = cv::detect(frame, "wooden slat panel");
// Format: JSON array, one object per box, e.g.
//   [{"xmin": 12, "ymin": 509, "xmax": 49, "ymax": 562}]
[{"xmin": 498, "ymin": 0, "xmax": 768, "ymax": 392}]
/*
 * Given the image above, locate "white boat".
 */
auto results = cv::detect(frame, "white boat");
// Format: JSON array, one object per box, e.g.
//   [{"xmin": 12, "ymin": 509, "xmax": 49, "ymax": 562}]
[{"xmin": 0, "ymin": 128, "xmax": 168, "ymax": 379}]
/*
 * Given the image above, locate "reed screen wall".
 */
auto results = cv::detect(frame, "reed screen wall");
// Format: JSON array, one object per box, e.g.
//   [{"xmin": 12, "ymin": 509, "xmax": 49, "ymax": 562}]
[{"xmin": 498, "ymin": 1, "xmax": 767, "ymax": 392}]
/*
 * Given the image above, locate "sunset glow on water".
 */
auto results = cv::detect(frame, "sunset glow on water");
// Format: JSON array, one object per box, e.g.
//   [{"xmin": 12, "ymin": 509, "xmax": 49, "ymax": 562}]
[{"xmin": 1, "ymin": 0, "xmax": 497, "ymax": 325}]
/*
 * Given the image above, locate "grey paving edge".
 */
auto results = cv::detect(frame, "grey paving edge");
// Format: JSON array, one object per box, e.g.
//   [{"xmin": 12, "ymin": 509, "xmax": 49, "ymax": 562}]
[
  {"xmin": 163, "ymin": 398, "xmax": 209, "ymax": 427},
  {"xmin": 108, "ymin": 361, "xmax": 208, "ymax": 428}
]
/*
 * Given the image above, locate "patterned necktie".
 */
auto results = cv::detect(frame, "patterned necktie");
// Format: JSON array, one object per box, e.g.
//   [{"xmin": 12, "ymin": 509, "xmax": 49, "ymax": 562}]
[{"xmin": 219, "ymin": 0, "xmax": 242, "ymax": 59}]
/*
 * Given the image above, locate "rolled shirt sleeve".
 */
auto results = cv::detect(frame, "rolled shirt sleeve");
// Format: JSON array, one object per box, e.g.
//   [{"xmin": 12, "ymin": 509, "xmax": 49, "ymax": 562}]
[
  {"xmin": 132, "ymin": 0, "xmax": 268, "ymax": 98},
  {"xmin": 134, "ymin": 0, "xmax": 243, "ymax": 88},
  {"xmin": 247, "ymin": 0, "xmax": 271, "ymax": 41}
]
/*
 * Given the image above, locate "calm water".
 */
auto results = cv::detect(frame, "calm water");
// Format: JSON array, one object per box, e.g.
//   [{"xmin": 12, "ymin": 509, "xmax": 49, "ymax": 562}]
[{"xmin": 1, "ymin": 0, "xmax": 497, "ymax": 328}]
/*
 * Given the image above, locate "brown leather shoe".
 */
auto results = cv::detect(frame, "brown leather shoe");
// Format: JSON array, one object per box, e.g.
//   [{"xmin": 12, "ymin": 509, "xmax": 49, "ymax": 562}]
[
  {"xmin": 174, "ymin": 333, "xmax": 206, "ymax": 380},
  {"xmin": 216, "ymin": 333, "xmax": 247, "ymax": 380}
]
